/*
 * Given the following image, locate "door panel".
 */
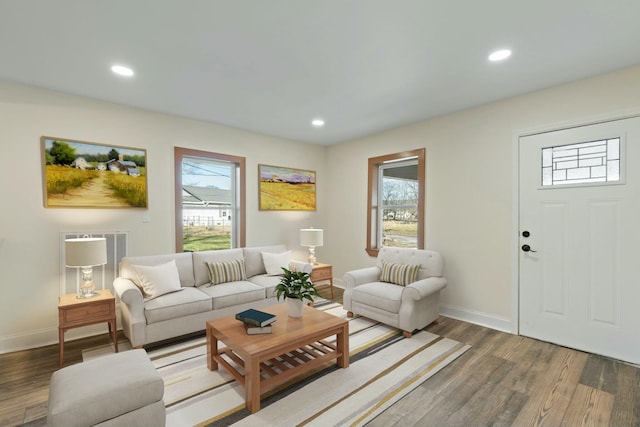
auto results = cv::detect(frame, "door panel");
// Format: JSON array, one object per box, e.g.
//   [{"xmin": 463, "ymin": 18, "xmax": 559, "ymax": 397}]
[{"xmin": 519, "ymin": 117, "xmax": 640, "ymax": 365}]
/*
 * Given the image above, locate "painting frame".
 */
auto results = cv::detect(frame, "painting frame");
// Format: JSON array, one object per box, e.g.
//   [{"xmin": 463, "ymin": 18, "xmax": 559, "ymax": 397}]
[
  {"xmin": 258, "ymin": 164, "xmax": 316, "ymax": 211},
  {"xmin": 41, "ymin": 136, "xmax": 148, "ymax": 208}
]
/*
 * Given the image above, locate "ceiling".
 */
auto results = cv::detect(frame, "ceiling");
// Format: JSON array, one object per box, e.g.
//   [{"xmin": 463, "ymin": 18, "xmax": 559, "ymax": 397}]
[{"xmin": 2, "ymin": 1, "xmax": 640, "ymax": 145}]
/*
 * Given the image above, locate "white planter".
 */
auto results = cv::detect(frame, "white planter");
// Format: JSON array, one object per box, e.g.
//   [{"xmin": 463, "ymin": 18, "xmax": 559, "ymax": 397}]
[{"xmin": 287, "ymin": 298, "xmax": 304, "ymax": 318}]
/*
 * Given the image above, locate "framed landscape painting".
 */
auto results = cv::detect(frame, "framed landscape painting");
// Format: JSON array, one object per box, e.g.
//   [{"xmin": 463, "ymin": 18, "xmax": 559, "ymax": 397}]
[
  {"xmin": 41, "ymin": 136, "xmax": 148, "ymax": 208},
  {"xmin": 258, "ymin": 164, "xmax": 316, "ymax": 211}
]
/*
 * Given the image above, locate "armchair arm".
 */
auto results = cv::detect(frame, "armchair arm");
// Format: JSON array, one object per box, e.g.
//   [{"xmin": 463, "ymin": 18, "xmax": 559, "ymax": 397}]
[
  {"xmin": 402, "ymin": 277, "xmax": 447, "ymax": 301},
  {"xmin": 343, "ymin": 267, "xmax": 381, "ymax": 290}
]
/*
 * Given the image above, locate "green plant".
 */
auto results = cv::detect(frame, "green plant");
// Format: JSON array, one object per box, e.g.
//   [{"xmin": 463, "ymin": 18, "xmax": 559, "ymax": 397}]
[{"xmin": 275, "ymin": 268, "xmax": 320, "ymax": 302}]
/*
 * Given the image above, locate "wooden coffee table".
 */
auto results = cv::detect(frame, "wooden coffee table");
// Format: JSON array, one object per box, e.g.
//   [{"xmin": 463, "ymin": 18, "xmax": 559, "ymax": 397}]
[{"xmin": 206, "ymin": 303, "xmax": 349, "ymax": 413}]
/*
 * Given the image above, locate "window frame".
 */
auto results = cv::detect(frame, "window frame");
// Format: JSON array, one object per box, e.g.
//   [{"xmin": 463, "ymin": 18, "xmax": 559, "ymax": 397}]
[
  {"xmin": 366, "ymin": 148, "xmax": 425, "ymax": 257},
  {"xmin": 174, "ymin": 147, "xmax": 246, "ymax": 252}
]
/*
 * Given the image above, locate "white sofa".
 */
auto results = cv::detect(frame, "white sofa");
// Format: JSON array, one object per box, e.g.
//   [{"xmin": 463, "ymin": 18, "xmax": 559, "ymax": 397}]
[
  {"xmin": 343, "ymin": 247, "xmax": 446, "ymax": 337},
  {"xmin": 113, "ymin": 245, "xmax": 310, "ymax": 347}
]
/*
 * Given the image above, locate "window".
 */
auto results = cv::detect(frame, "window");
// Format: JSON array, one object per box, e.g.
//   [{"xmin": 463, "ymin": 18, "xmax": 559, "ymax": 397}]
[
  {"xmin": 174, "ymin": 147, "xmax": 245, "ymax": 252},
  {"xmin": 542, "ymin": 137, "xmax": 621, "ymax": 187},
  {"xmin": 366, "ymin": 149, "xmax": 425, "ymax": 257}
]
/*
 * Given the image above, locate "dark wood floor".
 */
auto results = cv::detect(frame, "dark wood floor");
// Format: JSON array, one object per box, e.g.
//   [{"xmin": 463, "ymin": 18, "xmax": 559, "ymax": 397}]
[{"xmin": 1, "ymin": 285, "xmax": 638, "ymax": 426}]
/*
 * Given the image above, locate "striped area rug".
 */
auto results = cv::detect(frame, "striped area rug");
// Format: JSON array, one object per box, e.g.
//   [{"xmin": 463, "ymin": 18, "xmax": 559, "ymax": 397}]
[{"xmin": 137, "ymin": 300, "xmax": 470, "ymax": 427}]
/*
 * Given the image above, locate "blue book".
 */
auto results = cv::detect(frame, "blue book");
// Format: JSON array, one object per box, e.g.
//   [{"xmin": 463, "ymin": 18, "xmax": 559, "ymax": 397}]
[{"xmin": 235, "ymin": 308, "xmax": 276, "ymax": 327}]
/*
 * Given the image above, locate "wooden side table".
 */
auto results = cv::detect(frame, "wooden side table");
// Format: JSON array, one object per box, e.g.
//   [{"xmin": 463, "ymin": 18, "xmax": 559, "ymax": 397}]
[
  {"xmin": 311, "ymin": 263, "xmax": 334, "ymax": 299},
  {"xmin": 58, "ymin": 288, "xmax": 117, "ymax": 368}
]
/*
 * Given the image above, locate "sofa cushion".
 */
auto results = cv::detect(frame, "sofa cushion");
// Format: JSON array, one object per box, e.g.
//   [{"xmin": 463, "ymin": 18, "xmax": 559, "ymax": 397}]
[
  {"xmin": 379, "ymin": 261, "xmax": 420, "ymax": 286},
  {"xmin": 243, "ymin": 245, "xmax": 287, "ymax": 278},
  {"xmin": 133, "ymin": 260, "xmax": 184, "ymax": 300},
  {"xmin": 248, "ymin": 274, "xmax": 282, "ymax": 298},
  {"xmin": 205, "ymin": 259, "xmax": 247, "ymax": 285},
  {"xmin": 351, "ymin": 282, "xmax": 403, "ymax": 313},
  {"xmin": 261, "ymin": 250, "xmax": 291, "ymax": 275},
  {"xmin": 144, "ymin": 287, "xmax": 212, "ymax": 324},
  {"xmin": 120, "ymin": 252, "xmax": 195, "ymax": 287},
  {"xmin": 193, "ymin": 249, "xmax": 245, "ymax": 286},
  {"xmin": 197, "ymin": 281, "xmax": 266, "ymax": 310}
]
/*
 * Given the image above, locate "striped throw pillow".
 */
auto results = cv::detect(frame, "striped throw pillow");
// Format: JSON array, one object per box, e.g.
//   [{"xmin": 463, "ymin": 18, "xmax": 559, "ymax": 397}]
[
  {"xmin": 205, "ymin": 259, "xmax": 247, "ymax": 285},
  {"xmin": 380, "ymin": 261, "xmax": 420, "ymax": 286}
]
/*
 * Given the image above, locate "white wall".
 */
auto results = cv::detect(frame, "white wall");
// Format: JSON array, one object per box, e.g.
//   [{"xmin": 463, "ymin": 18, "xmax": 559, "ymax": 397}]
[
  {"xmin": 2, "ymin": 65, "xmax": 639, "ymax": 352},
  {"xmin": 0, "ymin": 81, "xmax": 327, "ymax": 353},
  {"xmin": 326, "ymin": 65, "xmax": 640, "ymax": 331}
]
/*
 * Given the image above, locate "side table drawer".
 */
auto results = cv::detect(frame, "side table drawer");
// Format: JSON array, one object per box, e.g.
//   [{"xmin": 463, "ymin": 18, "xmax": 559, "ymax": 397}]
[
  {"xmin": 312, "ymin": 268, "xmax": 332, "ymax": 281},
  {"xmin": 63, "ymin": 302, "xmax": 112, "ymax": 323}
]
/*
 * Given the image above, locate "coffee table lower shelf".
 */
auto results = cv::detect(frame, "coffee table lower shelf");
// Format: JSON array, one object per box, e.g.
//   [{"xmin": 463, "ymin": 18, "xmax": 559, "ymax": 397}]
[{"xmin": 214, "ymin": 339, "xmax": 340, "ymax": 391}]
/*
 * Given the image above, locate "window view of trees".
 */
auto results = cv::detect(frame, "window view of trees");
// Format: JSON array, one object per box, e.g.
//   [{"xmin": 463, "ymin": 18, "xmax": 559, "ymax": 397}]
[
  {"xmin": 367, "ymin": 149, "xmax": 424, "ymax": 257},
  {"xmin": 381, "ymin": 162, "xmax": 419, "ymax": 248}
]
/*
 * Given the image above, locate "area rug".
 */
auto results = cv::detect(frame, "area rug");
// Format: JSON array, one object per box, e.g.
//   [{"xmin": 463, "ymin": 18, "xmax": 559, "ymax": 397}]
[{"xmin": 83, "ymin": 301, "xmax": 470, "ymax": 426}]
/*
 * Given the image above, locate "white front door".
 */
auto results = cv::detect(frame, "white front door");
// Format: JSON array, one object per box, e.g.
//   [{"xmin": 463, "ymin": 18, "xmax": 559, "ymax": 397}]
[{"xmin": 519, "ymin": 117, "xmax": 640, "ymax": 365}]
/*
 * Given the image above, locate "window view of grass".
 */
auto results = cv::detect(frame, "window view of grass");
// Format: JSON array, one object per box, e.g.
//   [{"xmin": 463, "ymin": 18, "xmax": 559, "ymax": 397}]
[
  {"xmin": 382, "ymin": 220, "xmax": 418, "ymax": 248},
  {"xmin": 183, "ymin": 225, "xmax": 231, "ymax": 252}
]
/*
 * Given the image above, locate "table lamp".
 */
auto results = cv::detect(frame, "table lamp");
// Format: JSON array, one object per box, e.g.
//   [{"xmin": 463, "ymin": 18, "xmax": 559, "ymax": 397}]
[
  {"xmin": 65, "ymin": 236, "xmax": 107, "ymax": 299},
  {"xmin": 300, "ymin": 228, "xmax": 323, "ymax": 264}
]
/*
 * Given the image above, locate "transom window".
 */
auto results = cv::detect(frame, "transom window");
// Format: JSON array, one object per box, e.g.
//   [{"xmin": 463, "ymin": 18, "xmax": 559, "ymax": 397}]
[
  {"xmin": 542, "ymin": 137, "xmax": 620, "ymax": 187},
  {"xmin": 367, "ymin": 149, "xmax": 425, "ymax": 257}
]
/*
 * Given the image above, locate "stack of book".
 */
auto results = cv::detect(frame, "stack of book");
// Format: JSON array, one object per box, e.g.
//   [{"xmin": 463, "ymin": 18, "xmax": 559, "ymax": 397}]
[{"xmin": 235, "ymin": 308, "xmax": 276, "ymax": 334}]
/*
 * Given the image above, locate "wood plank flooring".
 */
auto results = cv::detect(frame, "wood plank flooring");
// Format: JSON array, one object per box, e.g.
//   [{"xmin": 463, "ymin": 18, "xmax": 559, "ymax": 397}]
[{"xmin": 1, "ymin": 285, "xmax": 638, "ymax": 426}]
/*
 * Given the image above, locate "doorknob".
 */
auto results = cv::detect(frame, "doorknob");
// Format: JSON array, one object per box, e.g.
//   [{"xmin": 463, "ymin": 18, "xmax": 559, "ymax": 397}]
[{"xmin": 521, "ymin": 244, "xmax": 537, "ymax": 253}]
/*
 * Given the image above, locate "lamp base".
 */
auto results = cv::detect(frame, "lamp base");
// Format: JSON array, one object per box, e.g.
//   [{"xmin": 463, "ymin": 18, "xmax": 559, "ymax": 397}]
[
  {"xmin": 77, "ymin": 281, "xmax": 98, "ymax": 299},
  {"xmin": 76, "ymin": 291, "xmax": 98, "ymax": 299},
  {"xmin": 307, "ymin": 247, "xmax": 317, "ymax": 265}
]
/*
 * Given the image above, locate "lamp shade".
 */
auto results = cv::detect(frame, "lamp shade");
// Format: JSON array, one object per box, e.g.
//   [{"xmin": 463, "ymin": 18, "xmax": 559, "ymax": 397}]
[
  {"xmin": 300, "ymin": 228, "xmax": 323, "ymax": 247},
  {"xmin": 65, "ymin": 237, "xmax": 107, "ymax": 267}
]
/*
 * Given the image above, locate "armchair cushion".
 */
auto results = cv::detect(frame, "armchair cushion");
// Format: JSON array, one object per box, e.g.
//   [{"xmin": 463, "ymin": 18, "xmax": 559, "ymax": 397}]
[
  {"xmin": 380, "ymin": 261, "xmax": 420, "ymax": 286},
  {"xmin": 352, "ymin": 282, "xmax": 403, "ymax": 313}
]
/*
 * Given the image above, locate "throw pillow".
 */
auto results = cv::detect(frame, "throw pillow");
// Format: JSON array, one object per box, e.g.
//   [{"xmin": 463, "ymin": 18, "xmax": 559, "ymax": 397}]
[
  {"xmin": 206, "ymin": 258, "xmax": 247, "ymax": 285},
  {"xmin": 261, "ymin": 251, "xmax": 292, "ymax": 275},
  {"xmin": 380, "ymin": 261, "xmax": 421, "ymax": 286},
  {"xmin": 133, "ymin": 260, "xmax": 183, "ymax": 299}
]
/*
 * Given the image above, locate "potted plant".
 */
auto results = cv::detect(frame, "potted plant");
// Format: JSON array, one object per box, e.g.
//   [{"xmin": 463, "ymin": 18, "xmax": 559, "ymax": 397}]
[{"xmin": 275, "ymin": 267, "xmax": 320, "ymax": 317}]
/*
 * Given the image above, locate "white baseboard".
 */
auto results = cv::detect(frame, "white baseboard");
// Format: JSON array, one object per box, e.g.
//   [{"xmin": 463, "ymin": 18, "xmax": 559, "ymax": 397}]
[{"xmin": 439, "ymin": 304, "xmax": 513, "ymax": 333}]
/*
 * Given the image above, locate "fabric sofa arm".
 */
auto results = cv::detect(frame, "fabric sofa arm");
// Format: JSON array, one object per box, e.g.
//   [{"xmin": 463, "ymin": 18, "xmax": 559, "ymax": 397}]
[
  {"xmin": 113, "ymin": 277, "xmax": 147, "ymax": 347},
  {"xmin": 402, "ymin": 277, "xmax": 447, "ymax": 301},
  {"xmin": 343, "ymin": 267, "xmax": 381, "ymax": 289},
  {"xmin": 290, "ymin": 260, "xmax": 313, "ymax": 274},
  {"xmin": 113, "ymin": 277, "xmax": 144, "ymax": 309}
]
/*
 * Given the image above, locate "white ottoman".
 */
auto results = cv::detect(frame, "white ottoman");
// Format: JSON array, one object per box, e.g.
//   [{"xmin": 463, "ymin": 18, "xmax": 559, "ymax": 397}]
[{"xmin": 47, "ymin": 349, "xmax": 165, "ymax": 427}]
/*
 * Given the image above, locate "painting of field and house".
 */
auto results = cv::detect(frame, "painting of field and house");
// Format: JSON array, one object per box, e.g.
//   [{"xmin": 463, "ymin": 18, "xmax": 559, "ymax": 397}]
[
  {"xmin": 258, "ymin": 164, "xmax": 316, "ymax": 211},
  {"xmin": 41, "ymin": 136, "xmax": 148, "ymax": 208}
]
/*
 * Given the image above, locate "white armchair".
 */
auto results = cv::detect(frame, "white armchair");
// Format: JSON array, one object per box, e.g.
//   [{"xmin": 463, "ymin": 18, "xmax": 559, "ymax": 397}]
[{"xmin": 343, "ymin": 247, "xmax": 446, "ymax": 337}]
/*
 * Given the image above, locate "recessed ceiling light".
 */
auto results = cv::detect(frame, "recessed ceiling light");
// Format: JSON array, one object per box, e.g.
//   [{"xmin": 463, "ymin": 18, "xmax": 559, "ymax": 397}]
[
  {"xmin": 488, "ymin": 49, "xmax": 512, "ymax": 62},
  {"xmin": 111, "ymin": 64, "xmax": 134, "ymax": 77},
  {"xmin": 311, "ymin": 119, "xmax": 325, "ymax": 127}
]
